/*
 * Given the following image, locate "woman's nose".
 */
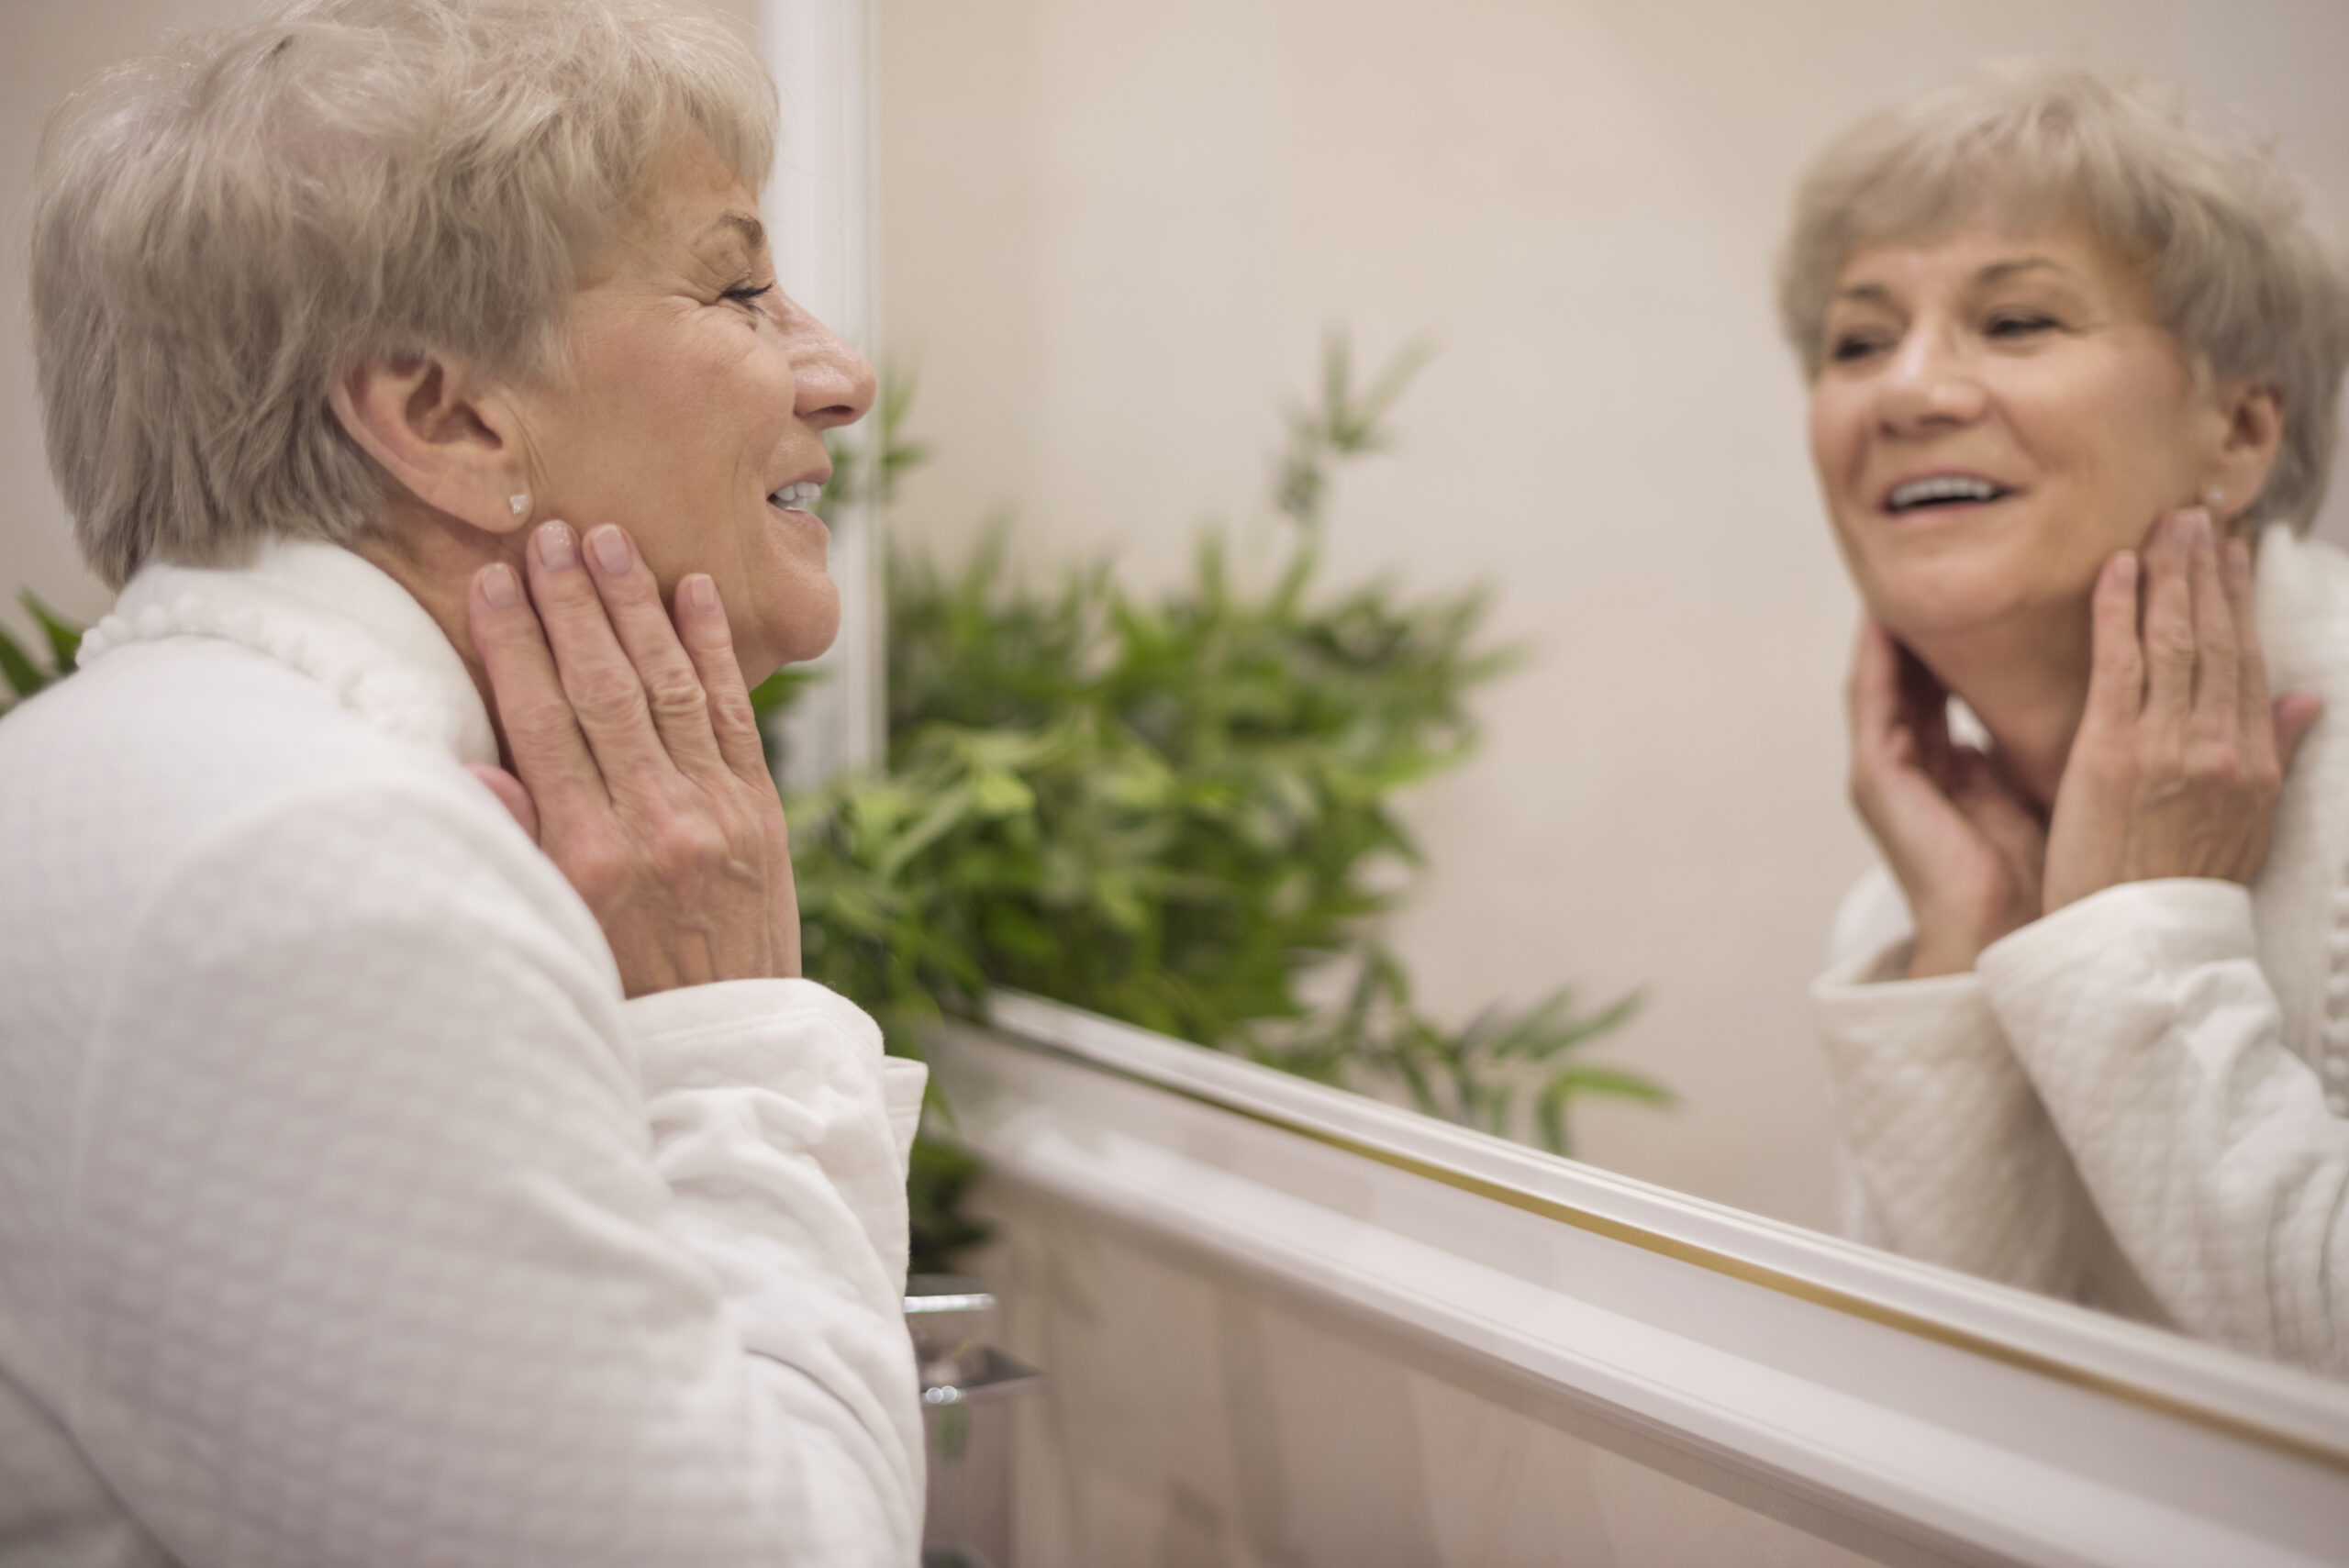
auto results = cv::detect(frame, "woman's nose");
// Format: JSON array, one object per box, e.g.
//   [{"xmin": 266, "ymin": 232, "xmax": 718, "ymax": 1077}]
[
  {"xmin": 788, "ymin": 308, "xmax": 878, "ymax": 431},
  {"xmin": 1875, "ymin": 328, "xmax": 1987, "ymax": 432}
]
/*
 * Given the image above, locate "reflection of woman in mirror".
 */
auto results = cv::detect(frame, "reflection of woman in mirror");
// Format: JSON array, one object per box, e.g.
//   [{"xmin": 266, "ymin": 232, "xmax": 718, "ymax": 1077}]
[{"xmin": 1789, "ymin": 67, "xmax": 2349, "ymax": 1373}]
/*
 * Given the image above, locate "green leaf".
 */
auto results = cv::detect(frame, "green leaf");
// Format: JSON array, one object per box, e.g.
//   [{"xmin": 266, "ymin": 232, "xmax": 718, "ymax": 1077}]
[
  {"xmin": 1541, "ymin": 1065, "xmax": 1677, "ymax": 1108},
  {"xmin": 20, "ymin": 593, "xmax": 83, "ymax": 673},
  {"xmin": 0, "ymin": 621, "xmax": 49, "ymax": 703},
  {"xmin": 874, "ymin": 782, "xmax": 977, "ymax": 883},
  {"xmin": 1536, "ymin": 1082, "xmax": 1575, "ymax": 1159},
  {"xmin": 749, "ymin": 666, "xmax": 821, "ymax": 719},
  {"xmin": 969, "ymin": 769, "xmax": 1036, "ymax": 817}
]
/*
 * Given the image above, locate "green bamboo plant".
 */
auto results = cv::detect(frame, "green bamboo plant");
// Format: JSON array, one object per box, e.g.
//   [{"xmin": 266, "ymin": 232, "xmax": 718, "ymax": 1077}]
[{"xmin": 778, "ymin": 337, "xmax": 1666, "ymax": 1268}]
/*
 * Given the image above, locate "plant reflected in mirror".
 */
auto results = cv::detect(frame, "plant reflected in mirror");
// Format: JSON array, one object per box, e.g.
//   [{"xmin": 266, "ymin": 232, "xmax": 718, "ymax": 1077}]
[{"xmin": 766, "ymin": 338, "xmax": 1667, "ymax": 1272}]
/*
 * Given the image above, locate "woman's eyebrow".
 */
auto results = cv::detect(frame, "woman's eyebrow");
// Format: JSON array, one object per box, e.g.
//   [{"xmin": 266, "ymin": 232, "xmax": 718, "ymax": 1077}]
[
  {"xmin": 1974, "ymin": 256, "xmax": 2068, "ymax": 285},
  {"xmin": 695, "ymin": 210, "xmax": 767, "ymax": 260}
]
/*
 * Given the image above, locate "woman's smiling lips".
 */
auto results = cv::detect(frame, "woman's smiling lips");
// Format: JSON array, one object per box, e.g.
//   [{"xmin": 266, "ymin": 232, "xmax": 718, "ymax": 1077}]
[{"xmin": 1877, "ymin": 469, "xmax": 2021, "ymax": 517}]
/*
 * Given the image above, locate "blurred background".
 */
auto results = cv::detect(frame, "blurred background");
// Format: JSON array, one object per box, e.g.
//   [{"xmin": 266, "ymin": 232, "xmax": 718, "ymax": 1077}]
[{"xmin": 10, "ymin": 0, "xmax": 2349, "ymax": 1230}]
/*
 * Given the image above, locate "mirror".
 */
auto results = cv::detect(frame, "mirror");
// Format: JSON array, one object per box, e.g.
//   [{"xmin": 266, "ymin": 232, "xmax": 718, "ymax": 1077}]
[{"xmin": 865, "ymin": 0, "xmax": 2349, "ymax": 1385}]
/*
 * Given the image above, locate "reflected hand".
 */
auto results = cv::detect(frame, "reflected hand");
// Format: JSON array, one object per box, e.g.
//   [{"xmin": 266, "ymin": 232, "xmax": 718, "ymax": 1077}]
[
  {"xmin": 1846, "ymin": 617, "xmax": 2048, "ymax": 979},
  {"xmin": 465, "ymin": 520, "xmax": 801, "ymax": 996},
  {"xmin": 2043, "ymin": 509, "xmax": 2322, "ymax": 914}
]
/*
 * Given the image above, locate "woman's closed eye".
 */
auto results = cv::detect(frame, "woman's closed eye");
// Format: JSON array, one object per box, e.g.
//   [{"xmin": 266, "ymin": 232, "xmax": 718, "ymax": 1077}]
[
  {"xmin": 1983, "ymin": 309, "xmax": 2061, "ymax": 341},
  {"xmin": 720, "ymin": 281, "xmax": 774, "ymax": 313},
  {"xmin": 1829, "ymin": 328, "xmax": 1894, "ymax": 364}
]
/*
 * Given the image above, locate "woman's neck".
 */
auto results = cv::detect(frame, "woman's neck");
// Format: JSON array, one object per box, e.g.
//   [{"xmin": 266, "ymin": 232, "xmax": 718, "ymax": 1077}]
[
  {"xmin": 350, "ymin": 502, "xmax": 521, "ymax": 745},
  {"xmin": 1904, "ymin": 596, "xmax": 2095, "ymax": 812}
]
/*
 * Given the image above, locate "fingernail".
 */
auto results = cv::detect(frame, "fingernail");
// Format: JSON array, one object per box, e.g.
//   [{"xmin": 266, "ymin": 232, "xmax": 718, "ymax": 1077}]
[
  {"xmin": 2113, "ymin": 551, "xmax": 2138, "ymax": 587},
  {"xmin": 2181, "ymin": 506, "xmax": 2213, "ymax": 546},
  {"xmin": 536, "ymin": 521, "xmax": 577, "ymax": 570},
  {"xmin": 685, "ymin": 574, "xmax": 720, "ymax": 617},
  {"xmin": 587, "ymin": 525, "xmax": 631, "ymax": 575},
  {"xmin": 478, "ymin": 563, "xmax": 519, "ymax": 608}
]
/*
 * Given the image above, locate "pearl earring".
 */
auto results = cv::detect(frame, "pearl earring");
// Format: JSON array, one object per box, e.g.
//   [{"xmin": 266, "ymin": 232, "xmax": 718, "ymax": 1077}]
[
  {"xmin": 508, "ymin": 493, "xmax": 530, "ymax": 517},
  {"xmin": 2205, "ymin": 485, "xmax": 2225, "ymax": 508}
]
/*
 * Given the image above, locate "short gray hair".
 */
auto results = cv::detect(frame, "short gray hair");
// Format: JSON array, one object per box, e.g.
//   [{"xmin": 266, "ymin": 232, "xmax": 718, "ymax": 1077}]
[
  {"xmin": 33, "ymin": 0, "xmax": 776, "ymax": 589},
  {"xmin": 1777, "ymin": 64, "xmax": 2349, "ymax": 532}
]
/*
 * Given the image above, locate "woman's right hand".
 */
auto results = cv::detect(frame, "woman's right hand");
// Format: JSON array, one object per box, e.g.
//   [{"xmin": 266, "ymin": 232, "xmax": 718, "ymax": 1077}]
[
  {"xmin": 1845, "ymin": 617, "xmax": 2048, "ymax": 979},
  {"xmin": 465, "ymin": 520, "xmax": 802, "ymax": 997}
]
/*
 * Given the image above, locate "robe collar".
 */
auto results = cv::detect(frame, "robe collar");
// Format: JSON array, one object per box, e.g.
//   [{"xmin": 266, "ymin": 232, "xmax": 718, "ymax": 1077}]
[{"xmin": 75, "ymin": 539, "xmax": 498, "ymax": 767}]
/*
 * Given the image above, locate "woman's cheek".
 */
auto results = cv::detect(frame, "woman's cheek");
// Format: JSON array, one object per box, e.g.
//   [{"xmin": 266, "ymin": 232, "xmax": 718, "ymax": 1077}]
[{"xmin": 1808, "ymin": 385, "xmax": 1869, "ymax": 498}]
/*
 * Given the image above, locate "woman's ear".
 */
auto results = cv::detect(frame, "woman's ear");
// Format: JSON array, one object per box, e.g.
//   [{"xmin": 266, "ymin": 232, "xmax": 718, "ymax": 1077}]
[
  {"xmin": 328, "ymin": 352, "xmax": 533, "ymax": 538},
  {"xmin": 2205, "ymin": 381, "xmax": 2286, "ymax": 527}
]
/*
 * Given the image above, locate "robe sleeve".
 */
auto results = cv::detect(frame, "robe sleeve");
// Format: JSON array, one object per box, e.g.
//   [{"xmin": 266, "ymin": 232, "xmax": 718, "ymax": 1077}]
[
  {"xmin": 1979, "ymin": 878, "xmax": 2349, "ymax": 1373},
  {"xmin": 1810, "ymin": 921, "xmax": 2101, "ymax": 1300}
]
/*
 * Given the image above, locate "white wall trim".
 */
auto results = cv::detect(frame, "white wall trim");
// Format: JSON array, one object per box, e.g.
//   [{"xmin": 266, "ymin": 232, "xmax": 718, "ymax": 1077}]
[{"xmin": 759, "ymin": 0, "xmax": 883, "ymax": 789}]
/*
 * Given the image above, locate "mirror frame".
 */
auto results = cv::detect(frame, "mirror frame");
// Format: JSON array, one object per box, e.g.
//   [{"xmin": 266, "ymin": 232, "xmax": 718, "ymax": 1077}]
[{"xmin": 927, "ymin": 991, "xmax": 2349, "ymax": 1567}]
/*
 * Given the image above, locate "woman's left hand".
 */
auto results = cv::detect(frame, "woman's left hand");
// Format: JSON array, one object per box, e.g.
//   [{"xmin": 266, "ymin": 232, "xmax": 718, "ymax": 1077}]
[
  {"xmin": 2043, "ymin": 508, "xmax": 2325, "ymax": 914},
  {"xmin": 466, "ymin": 523, "xmax": 802, "ymax": 996}
]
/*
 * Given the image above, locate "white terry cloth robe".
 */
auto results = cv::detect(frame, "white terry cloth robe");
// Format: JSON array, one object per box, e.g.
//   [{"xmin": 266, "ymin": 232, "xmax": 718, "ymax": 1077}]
[
  {"xmin": 0, "ymin": 539, "xmax": 930, "ymax": 1567},
  {"xmin": 1812, "ymin": 524, "xmax": 2349, "ymax": 1376}
]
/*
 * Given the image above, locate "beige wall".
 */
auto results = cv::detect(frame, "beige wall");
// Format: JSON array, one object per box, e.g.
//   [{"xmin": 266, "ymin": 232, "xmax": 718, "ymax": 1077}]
[
  {"xmin": 10, "ymin": 0, "xmax": 2349, "ymax": 1231},
  {"xmin": 874, "ymin": 0, "xmax": 2349, "ymax": 1227}
]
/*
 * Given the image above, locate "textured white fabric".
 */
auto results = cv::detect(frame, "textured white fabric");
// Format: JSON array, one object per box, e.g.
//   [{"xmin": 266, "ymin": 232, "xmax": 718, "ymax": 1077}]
[
  {"xmin": 1813, "ymin": 524, "xmax": 2349, "ymax": 1374},
  {"xmin": 0, "ymin": 540, "xmax": 929, "ymax": 1566}
]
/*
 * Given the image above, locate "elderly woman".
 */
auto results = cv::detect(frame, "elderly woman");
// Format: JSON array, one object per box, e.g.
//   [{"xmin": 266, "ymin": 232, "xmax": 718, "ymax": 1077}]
[
  {"xmin": 1793, "ymin": 67, "xmax": 2349, "ymax": 1373},
  {"xmin": 0, "ymin": 0, "xmax": 926, "ymax": 1562}
]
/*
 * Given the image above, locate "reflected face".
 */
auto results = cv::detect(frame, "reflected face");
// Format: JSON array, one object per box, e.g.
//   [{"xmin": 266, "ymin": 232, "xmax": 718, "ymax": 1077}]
[
  {"xmin": 1807, "ymin": 217, "xmax": 2221, "ymax": 641},
  {"xmin": 509, "ymin": 128, "xmax": 875, "ymax": 683}
]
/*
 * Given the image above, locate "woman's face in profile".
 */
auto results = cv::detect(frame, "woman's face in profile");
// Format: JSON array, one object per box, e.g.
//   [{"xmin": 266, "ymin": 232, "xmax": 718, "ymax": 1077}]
[
  {"xmin": 507, "ymin": 128, "xmax": 874, "ymax": 683},
  {"xmin": 1806, "ymin": 215, "xmax": 2222, "ymax": 641}
]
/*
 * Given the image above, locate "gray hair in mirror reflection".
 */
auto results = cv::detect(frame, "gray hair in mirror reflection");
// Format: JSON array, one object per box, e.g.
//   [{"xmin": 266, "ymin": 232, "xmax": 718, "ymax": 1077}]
[
  {"xmin": 1777, "ymin": 62, "xmax": 2349, "ymax": 533},
  {"xmin": 29, "ymin": 0, "xmax": 776, "ymax": 590}
]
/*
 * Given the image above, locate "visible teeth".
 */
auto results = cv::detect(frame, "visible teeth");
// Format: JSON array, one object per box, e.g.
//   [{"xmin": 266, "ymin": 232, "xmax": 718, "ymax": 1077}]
[
  {"xmin": 770, "ymin": 481, "xmax": 823, "ymax": 511},
  {"xmin": 1889, "ymin": 475, "xmax": 2004, "ymax": 510}
]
